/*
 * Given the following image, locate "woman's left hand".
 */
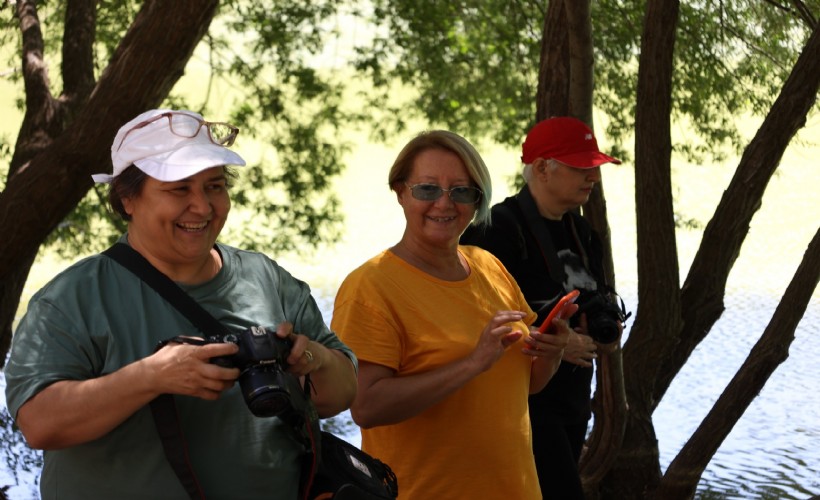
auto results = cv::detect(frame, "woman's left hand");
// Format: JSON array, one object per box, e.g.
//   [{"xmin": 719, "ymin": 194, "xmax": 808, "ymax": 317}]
[
  {"xmin": 275, "ymin": 321, "xmax": 357, "ymax": 417},
  {"xmin": 522, "ymin": 320, "xmax": 572, "ymax": 358},
  {"xmin": 524, "ymin": 312, "xmax": 574, "ymax": 394},
  {"xmin": 275, "ymin": 322, "xmax": 324, "ymax": 377}
]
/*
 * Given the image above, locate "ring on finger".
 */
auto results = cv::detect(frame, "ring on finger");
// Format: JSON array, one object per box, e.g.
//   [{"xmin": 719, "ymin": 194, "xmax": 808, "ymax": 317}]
[{"xmin": 304, "ymin": 349, "xmax": 314, "ymax": 362}]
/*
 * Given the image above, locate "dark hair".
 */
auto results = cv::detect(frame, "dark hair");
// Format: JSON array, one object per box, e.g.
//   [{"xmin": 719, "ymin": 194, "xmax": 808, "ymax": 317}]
[
  {"xmin": 107, "ymin": 165, "xmax": 236, "ymax": 221},
  {"xmin": 108, "ymin": 166, "xmax": 147, "ymax": 221}
]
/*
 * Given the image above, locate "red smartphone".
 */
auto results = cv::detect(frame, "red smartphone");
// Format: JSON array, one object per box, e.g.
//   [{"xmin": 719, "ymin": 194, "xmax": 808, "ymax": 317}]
[{"xmin": 538, "ymin": 289, "xmax": 580, "ymax": 334}]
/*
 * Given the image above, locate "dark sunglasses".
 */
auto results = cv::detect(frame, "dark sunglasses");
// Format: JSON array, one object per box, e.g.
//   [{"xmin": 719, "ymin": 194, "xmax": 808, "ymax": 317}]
[
  {"xmin": 404, "ymin": 182, "xmax": 483, "ymax": 204},
  {"xmin": 115, "ymin": 112, "xmax": 239, "ymax": 151}
]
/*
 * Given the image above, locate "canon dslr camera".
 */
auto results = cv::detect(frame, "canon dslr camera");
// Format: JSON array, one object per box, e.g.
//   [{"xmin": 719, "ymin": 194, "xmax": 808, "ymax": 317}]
[{"xmin": 208, "ymin": 326, "xmax": 304, "ymax": 418}]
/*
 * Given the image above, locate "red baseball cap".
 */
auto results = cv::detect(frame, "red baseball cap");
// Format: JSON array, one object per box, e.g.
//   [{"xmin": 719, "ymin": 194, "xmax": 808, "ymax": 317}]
[{"xmin": 521, "ymin": 117, "xmax": 621, "ymax": 168}]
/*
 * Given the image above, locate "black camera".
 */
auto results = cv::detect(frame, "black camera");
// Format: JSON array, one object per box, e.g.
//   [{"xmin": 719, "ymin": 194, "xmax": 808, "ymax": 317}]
[
  {"xmin": 574, "ymin": 291, "xmax": 628, "ymax": 344},
  {"xmin": 208, "ymin": 326, "xmax": 304, "ymax": 418}
]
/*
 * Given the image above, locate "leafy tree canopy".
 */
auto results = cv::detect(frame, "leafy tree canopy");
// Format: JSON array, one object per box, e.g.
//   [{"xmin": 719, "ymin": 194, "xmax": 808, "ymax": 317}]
[
  {"xmin": 2, "ymin": 1, "xmax": 815, "ymax": 260},
  {"xmin": 353, "ymin": 0, "xmax": 818, "ymax": 164},
  {"xmin": 1, "ymin": 0, "xmax": 367, "ymax": 259}
]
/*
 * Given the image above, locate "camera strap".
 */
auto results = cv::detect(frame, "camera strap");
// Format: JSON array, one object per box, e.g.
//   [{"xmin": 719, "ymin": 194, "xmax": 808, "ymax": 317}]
[
  {"xmin": 103, "ymin": 243, "xmax": 231, "ymax": 339},
  {"xmin": 103, "ymin": 243, "xmax": 320, "ymax": 500},
  {"xmin": 514, "ymin": 187, "xmax": 571, "ymax": 289},
  {"xmin": 104, "ymin": 243, "xmax": 215, "ymax": 499},
  {"xmin": 510, "ymin": 191, "xmax": 632, "ymax": 327}
]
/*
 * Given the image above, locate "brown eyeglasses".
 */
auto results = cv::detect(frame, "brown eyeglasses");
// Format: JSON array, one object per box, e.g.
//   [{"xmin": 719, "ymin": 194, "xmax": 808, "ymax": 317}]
[{"xmin": 115, "ymin": 112, "xmax": 239, "ymax": 151}]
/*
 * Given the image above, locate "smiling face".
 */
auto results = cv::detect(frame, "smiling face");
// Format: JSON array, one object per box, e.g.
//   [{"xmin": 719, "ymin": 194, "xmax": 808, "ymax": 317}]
[
  {"xmin": 121, "ymin": 166, "xmax": 230, "ymax": 279},
  {"xmin": 397, "ymin": 148, "xmax": 478, "ymax": 250}
]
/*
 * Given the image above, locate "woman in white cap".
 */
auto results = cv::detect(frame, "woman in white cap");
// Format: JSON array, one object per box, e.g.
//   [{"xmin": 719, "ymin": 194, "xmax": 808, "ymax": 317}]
[
  {"xmin": 331, "ymin": 130, "xmax": 573, "ymax": 499},
  {"xmin": 4, "ymin": 109, "xmax": 357, "ymax": 499},
  {"xmin": 461, "ymin": 116, "xmax": 627, "ymax": 499}
]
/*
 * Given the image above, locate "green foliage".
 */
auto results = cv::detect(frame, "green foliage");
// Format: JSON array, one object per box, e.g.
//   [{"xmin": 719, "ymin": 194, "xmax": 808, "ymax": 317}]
[
  {"xmin": 353, "ymin": 0, "xmax": 818, "ymax": 166},
  {"xmin": 595, "ymin": 0, "xmax": 818, "ymax": 164},
  {"xmin": 352, "ymin": 0, "xmax": 543, "ymax": 147},
  {"xmin": 3, "ymin": 0, "xmax": 817, "ymax": 259},
  {"xmin": 3, "ymin": 0, "xmax": 362, "ymax": 259}
]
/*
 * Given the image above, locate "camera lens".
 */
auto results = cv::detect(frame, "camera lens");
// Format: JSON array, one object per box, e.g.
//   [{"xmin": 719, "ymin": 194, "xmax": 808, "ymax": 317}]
[
  {"xmin": 247, "ymin": 389, "xmax": 291, "ymax": 418},
  {"xmin": 239, "ymin": 368, "xmax": 293, "ymax": 418},
  {"xmin": 589, "ymin": 316, "xmax": 620, "ymax": 344}
]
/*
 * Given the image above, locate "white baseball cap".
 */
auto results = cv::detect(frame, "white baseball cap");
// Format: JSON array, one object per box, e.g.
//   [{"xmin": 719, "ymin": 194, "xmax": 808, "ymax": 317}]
[{"xmin": 92, "ymin": 109, "xmax": 247, "ymax": 183}]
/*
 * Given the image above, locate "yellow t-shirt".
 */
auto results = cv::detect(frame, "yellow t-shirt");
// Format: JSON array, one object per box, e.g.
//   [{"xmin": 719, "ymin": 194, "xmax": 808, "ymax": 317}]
[{"xmin": 331, "ymin": 246, "xmax": 540, "ymax": 500}]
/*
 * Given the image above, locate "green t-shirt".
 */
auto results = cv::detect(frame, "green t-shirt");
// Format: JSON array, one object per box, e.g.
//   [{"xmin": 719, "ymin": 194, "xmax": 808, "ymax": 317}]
[{"xmin": 5, "ymin": 238, "xmax": 356, "ymax": 500}]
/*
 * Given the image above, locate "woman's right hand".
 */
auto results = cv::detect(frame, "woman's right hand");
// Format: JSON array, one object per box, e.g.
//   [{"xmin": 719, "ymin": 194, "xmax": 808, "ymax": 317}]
[
  {"xmin": 16, "ymin": 340, "xmax": 240, "ymax": 450},
  {"xmin": 468, "ymin": 310, "xmax": 529, "ymax": 372},
  {"xmin": 148, "ymin": 341, "xmax": 240, "ymax": 400}
]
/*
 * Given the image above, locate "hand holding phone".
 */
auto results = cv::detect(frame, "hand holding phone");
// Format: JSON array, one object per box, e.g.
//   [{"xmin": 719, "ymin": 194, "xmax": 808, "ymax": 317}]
[{"xmin": 538, "ymin": 289, "xmax": 580, "ymax": 334}]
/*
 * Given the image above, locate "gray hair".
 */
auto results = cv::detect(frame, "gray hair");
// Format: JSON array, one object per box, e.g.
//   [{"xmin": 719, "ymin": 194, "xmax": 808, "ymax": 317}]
[{"xmin": 522, "ymin": 158, "xmax": 558, "ymax": 183}]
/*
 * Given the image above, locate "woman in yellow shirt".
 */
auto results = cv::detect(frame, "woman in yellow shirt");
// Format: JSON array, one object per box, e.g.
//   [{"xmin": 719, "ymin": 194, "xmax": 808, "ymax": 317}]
[{"xmin": 332, "ymin": 130, "xmax": 574, "ymax": 499}]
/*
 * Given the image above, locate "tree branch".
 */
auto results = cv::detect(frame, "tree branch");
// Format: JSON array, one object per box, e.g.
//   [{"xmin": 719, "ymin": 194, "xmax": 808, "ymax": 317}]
[
  {"xmin": 664, "ymin": 22, "xmax": 820, "ymax": 405},
  {"xmin": 655, "ymin": 225, "xmax": 820, "ymax": 498},
  {"xmin": 0, "ymin": 0, "xmax": 220, "ymax": 363},
  {"xmin": 11, "ymin": 0, "xmax": 61, "ymax": 175},
  {"xmin": 62, "ymin": 0, "xmax": 97, "ymax": 107}
]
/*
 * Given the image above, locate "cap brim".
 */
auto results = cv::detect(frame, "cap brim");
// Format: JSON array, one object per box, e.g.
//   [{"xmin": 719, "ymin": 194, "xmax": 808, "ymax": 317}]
[
  {"xmin": 554, "ymin": 151, "xmax": 621, "ymax": 168},
  {"xmin": 91, "ymin": 173, "xmax": 115, "ymax": 183},
  {"xmin": 134, "ymin": 143, "xmax": 247, "ymax": 181}
]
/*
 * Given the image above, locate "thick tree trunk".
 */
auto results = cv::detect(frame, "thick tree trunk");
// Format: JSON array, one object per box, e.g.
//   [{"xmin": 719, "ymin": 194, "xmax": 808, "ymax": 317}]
[
  {"xmin": 535, "ymin": 0, "xmax": 569, "ymax": 121},
  {"xmin": 536, "ymin": 2, "xmax": 629, "ymax": 496},
  {"xmin": 607, "ymin": 0, "xmax": 681, "ymax": 497},
  {"xmin": 0, "ymin": 0, "xmax": 220, "ymax": 365},
  {"xmin": 579, "ymin": 343, "xmax": 628, "ymax": 500},
  {"xmin": 649, "ymin": 21, "xmax": 820, "ymax": 498}
]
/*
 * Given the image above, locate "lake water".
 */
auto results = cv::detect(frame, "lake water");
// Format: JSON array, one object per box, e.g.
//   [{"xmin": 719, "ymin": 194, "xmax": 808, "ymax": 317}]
[
  {"xmin": 2, "ymin": 287, "xmax": 818, "ymax": 499},
  {"xmin": 2, "ymin": 129, "xmax": 818, "ymax": 498}
]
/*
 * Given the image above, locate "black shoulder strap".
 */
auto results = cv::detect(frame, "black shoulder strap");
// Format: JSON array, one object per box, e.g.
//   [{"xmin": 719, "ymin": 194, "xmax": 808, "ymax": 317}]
[
  {"xmin": 103, "ymin": 242, "xmax": 216, "ymax": 500},
  {"xmin": 566, "ymin": 212, "xmax": 593, "ymax": 278},
  {"xmin": 103, "ymin": 243, "xmax": 229, "ymax": 338},
  {"xmin": 490, "ymin": 202, "xmax": 528, "ymax": 262},
  {"xmin": 514, "ymin": 187, "xmax": 569, "ymax": 288}
]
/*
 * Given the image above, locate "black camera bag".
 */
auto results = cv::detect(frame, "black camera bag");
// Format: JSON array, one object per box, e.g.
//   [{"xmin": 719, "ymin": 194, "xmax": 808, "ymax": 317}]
[{"xmin": 309, "ymin": 431, "xmax": 398, "ymax": 500}]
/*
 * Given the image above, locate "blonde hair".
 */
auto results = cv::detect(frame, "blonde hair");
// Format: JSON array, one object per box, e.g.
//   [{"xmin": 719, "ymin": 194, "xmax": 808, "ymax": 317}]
[{"xmin": 388, "ymin": 130, "xmax": 492, "ymax": 225}]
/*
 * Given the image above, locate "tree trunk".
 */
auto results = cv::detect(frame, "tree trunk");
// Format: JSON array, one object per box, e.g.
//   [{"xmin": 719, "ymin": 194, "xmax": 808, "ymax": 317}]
[
  {"xmin": 579, "ymin": 342, "xmax": 628, "ymax": 500},
  {"xmin": 535, "ymin": 0, "xmax": 569, "ymax": 121},
  {"xmin": 657, "ymin": 22, "xmax": 820, "ymax": 406},
  {"xmin": 536, "ymin": 2, "xmax": 629, "ymax": 496},
  {"xmin": 607, "ymin": 0, "xmax": 681, "ymax": 497},
  {"xmin": 650, "ymin": 21, "xmax": 820, "ymax": 497},
  {"xmin": 0, "ymin": 0, "xmax": 220, "ymax": 366}
]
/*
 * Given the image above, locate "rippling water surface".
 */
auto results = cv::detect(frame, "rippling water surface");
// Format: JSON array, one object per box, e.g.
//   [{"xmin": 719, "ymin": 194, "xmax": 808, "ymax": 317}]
[
  {"xmin": 651, "ymin": 290, "xmax": 820, "ymax": 499},
  {"xmin": 2, "ymin": 287, "xmax": 818, "ymax": 499}
]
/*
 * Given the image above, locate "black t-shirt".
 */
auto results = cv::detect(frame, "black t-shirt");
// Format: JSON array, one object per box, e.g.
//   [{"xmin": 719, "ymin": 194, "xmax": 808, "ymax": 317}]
[{"xmin": 461, "ymin": 191, "xmax": 605, "ymax": 424}]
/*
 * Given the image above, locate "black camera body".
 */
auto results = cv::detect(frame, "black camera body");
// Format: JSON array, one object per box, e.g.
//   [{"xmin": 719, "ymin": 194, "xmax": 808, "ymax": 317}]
[
  {"xmin": 574, "ymin": 291, "xmax": 627, "ymax": 344},
  {"xmin": 208, "ymin": 326, "xmax": 302, "ymax": 418}
]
